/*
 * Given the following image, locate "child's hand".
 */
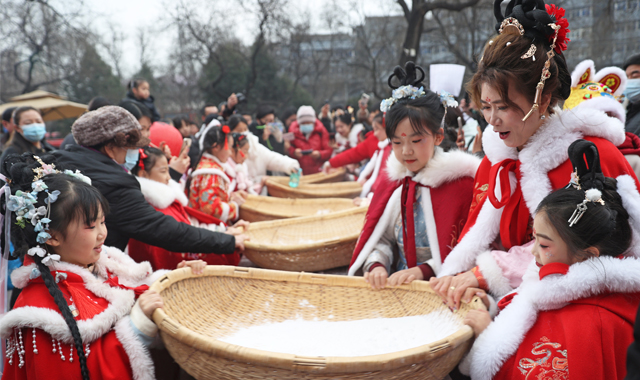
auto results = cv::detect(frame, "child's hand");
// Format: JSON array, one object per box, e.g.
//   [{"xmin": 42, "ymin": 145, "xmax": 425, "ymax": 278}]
[
  {"xmin": 177, "ymin": 259, "xmax": 206, "ymax": 275},
  {"xmin": 430, "ymin": 271, "xmax": 479, "ymax": 311},
  {"xmin": 231, "ymin": 192, "xmax": 246, "ymax": 205},
  {"xmin": 364, "ymin": 266, "xmax": 388, "ymax": 290},
  {"xmin": 387, "ymin": 266, "xmax": 423, "ymax": 287},
  {"xmin": 461, "ymin": 287, "xmax": 491, "ymax": 309},
  {"xmin": 236, "ymin": 190, "xmax": 248, "ymax": 199},
  {"xmin": 232, "ymin": 220, "xmax": 250, "ymax": 230},
  {"xmin": 169, "ymin": 148, "xmax": 191, "ymax": 175},
  {"xmin": 138, "ymin": 290, "xmax": 164, "ymax": 319},
  {"xmin": 464, "ymin": 309, "xmax": 492, "ymax": 338}
]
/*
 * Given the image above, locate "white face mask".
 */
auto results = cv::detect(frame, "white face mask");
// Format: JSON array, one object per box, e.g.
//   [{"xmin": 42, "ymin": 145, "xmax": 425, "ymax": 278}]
[{"xmin": 625, "ymin": 78, "xmax": 640, "ymax": 103}]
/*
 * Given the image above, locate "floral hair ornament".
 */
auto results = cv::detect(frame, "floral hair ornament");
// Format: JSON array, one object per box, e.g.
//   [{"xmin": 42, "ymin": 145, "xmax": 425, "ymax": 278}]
[
  {"xmin": 380, "ymin": 85, "xmax": 426, "ymax": 113},
  {"xmin": 438, "ymin": 91, "xmax": 459, "ymax": 129}
]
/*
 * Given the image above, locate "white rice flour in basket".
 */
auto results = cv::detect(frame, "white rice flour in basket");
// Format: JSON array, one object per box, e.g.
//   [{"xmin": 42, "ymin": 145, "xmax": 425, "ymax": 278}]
[{"xmin": 218, "ymin": 310, "xmax": 461, "ymax": 357}]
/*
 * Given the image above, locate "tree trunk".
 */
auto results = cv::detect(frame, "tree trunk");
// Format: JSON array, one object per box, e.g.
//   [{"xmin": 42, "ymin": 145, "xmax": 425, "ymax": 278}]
[{"xmin": 399, "ymin": 12, "xmax": 426, "ymax": 66}]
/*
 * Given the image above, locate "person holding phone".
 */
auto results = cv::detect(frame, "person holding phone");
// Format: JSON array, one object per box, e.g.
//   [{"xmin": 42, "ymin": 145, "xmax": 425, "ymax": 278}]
[{"xmin": 288, "ymin": 106, "xmax": 333, "ymax": 174}]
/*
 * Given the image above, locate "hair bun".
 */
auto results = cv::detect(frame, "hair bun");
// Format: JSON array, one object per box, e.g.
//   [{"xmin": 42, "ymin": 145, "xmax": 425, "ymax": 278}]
[
  {"xmin": 494, "ymin": 0, "xmax": 556, "ymax": 46},
  {"xmin": 387, "ymin": 61, "xmax": 426, "ymax": 90},
  {"xmin": 568, "ymin": 139, "xmax": 605, "ymax": 191}
]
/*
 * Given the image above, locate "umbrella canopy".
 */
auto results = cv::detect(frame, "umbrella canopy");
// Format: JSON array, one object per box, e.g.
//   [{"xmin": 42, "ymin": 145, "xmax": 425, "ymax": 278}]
[{"xmin": 0, "ymin": 90, "xmax": 87, "ymax": 121}]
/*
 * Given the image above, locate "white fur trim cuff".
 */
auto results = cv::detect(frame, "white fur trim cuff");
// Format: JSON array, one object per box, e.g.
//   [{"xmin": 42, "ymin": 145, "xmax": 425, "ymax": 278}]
[
  {"xmin": 130, "ymin": 302, "xmax": 158, "ymax": 338},
  {"xmin": 476, "ymin": 251, "xmax": 513, "ymax": 298}
]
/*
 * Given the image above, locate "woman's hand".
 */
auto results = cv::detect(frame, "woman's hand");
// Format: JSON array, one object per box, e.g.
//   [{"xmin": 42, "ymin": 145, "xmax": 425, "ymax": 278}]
[
  {"xmin": 177, "ymin": 259, "xmax": 206, "ymax": 275},
  {"xmin": 387, "ymin": 266, "xmax": 423, "ymax": 287},
  {"xmin": 310, "ymin": 150, "xmax": 321, "ymax": 160},
  {"xmin": 456, "ymin": 128, "xmax": 466, "ymax": 151},
  {"xmin": 169, "ymin": 150, "xmax": 191, "ymax": 175},
  {"xmin": 294, "ymin": 148, "xmax": 303, "ymax": 158},
  {"xmin": 464, "ymin": 309, "xmax": 492, "ymax": 338},
  {"xmin": 461, "ymin": 287, "xmax": 491, "ymax": 309},
  {"xmin": 364, "ymin": 266, "xmax": 388, "ymax": 290},
  {"xmin": 138, "ymin": 290, "xmax": 164, "ymax": 319},
  {"xmin": 472, "ymin": 125, "xmax": 483, "ymax": 154},
  {"xmin": 430, "ymin": 271, "xmax": 479, "ymax": 310},
  {"xmin": 234, "ymin": 234, "xmax": 249, "ymax": 250}
]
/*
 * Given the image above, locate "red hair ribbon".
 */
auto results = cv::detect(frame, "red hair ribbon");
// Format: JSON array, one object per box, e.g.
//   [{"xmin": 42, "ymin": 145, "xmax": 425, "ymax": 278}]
[
  {"xmin": 222, "ymin": 125, "xmax": 231, "ymax": 150},
  {"xmin": 138, "ymin": 148, "xmax": 148, "ymax": 171}
]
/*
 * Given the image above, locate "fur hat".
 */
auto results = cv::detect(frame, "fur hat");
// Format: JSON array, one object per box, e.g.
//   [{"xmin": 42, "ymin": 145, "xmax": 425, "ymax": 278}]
[
  {"xmin": 72, "ymin": 105, "xmax": 149, "ymax": 147},
  {"xmin": 296, "ymin": 106, "xmax": 316, "ymax": 124}
]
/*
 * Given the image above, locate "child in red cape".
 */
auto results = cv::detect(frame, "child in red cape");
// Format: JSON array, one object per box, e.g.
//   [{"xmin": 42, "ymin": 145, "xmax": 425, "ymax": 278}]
[
  {"xmin": 348, "ymin": 62, "xmax": 480, "ymax": 288},
  {"xmin": 0, "ymin": 154, "xmax": 205, "ymax": 380},
  {"xmin": 128, "ymin": 146, "xmax": 246, "ymax": 270},
  {"xmin": 460, "ymin": 140, "xmax": 640, "ymax": 380}
]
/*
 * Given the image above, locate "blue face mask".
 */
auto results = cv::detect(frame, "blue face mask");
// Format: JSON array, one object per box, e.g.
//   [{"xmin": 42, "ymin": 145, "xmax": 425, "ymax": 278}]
[
  {"xmin": 625, "ymin": 78, "xmax": 640, "ymax": 103},
  {"xmin": 300, "ymin": 123, "xmax": 314, "ymax": 134},
  {"xmin": 21, "ymin": 123, "xmax": 46, "ymax": 142},
  {"xmin": 124, "ymin": 149, "xmax": 140, "ymax": 171}
]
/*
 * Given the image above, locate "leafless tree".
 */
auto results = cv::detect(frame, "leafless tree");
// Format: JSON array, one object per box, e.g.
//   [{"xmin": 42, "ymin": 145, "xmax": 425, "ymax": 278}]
[
  {"xmin": 396, "ymin": 0, "xmax": 481, "ymax": 66},
  {"xmin": 0, "ymin": 0, "xmax": 87, "ymax": 99}
]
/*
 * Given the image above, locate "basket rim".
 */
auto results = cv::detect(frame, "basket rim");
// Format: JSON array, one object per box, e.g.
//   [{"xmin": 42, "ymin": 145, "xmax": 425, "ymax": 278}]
[
  {"xmin": 269, "ymin": 167, "xmax": 346, "ymax": 184},
  {"xmin": 265, "ymin": 179, "xmax": 362, "ymax": 195},
  {"xmin": 151, "ymin": 266, "xmax": 483, "ymax": 374},
  {"xmin": 243, "ymin": 207, "xmax": 366, "ymax": 251}
]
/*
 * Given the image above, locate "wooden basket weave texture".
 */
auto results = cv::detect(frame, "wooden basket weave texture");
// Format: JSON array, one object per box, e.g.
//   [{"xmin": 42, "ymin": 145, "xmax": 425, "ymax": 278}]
[
  {"xmin": 239, "ymin": 194, "xmax": 356, "ymax": 222},
  {"xmin": 243, "ymin": 207, "xmax": 366, "ymax": 271},
  {"xmin": 151, "ymin": 266, "xmax": 483, "ymax": 380},
  {"xmin": 266, "ymin": 180, "xmax": 362, "ymax": 199},
  {"xmin": 268, "ymin": 167, "xmax": 346, "ymax": 185}
]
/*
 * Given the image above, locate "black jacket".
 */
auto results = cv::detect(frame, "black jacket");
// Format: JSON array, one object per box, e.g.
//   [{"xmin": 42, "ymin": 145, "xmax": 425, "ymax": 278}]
[
  {"xmin": 124, "ymin": 92, "xmax": 161, "ymax": 122},
  {"xmin": 0, "ymin": 133, "xmax": 55, "ymax": 169},
  {"xmin": 53, "ymin": 145, "xmax": 235, "ymax": 253},
  {"xmin": 248, "ymin": 121, "xmax": 285, "ymax": 155}
]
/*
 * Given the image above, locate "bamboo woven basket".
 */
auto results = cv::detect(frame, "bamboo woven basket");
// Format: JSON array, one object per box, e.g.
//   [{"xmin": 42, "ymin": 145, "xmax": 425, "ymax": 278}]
[
  {"xmin": 268, "ymin": 167, "xmax": 347, "ymax": 185},
  {"xmin": 151, "ymin": 266, "xmax": 484, "ymax": 380},
  {"xmin": 243, "ymin": 207, "xmax": 366, "ymax": 271},
  {"xmin": 239, "ymin": 194, "xmax": 357, "ymax": 222},
  {"xmin": 266, "ymin": 180, "xmax": 362, "ymax": 199}
]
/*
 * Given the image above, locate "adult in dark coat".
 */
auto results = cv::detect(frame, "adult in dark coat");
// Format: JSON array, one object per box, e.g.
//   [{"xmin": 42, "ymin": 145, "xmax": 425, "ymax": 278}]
[
  {"xmin": 53, "ymin": 106, "xmax": 243, "ymax": 254},
  {"xmin": 248, "ymin": 105, "xmax": 285, "ymax": 155},
  {"xmin": 624, "ymin": 53, "xmax": 640, "ymax": 136}
]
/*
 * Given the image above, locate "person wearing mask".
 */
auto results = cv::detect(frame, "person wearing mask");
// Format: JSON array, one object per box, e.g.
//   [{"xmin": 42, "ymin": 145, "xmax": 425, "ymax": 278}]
[
  {"xmin": 288, "ymin": 106, "xmax": 332, "ymax": 174},
  {"xmin": 60, "ymin": 97, "xmax": 111, "ymax": 150},
  {"xmin": 249, "ymin": 105, "xmax": 285, "ymax": 155},
  {"xmin": 1, "ymin": 106, "xmax": 16, "ymax": 149},
  {"xmin": 624, "ymin": 53, "xmax": 640, "ymax": 136},
  {"xmin": 52, "ymin": 106, "xmax": 245, "ymax": 255},
  {"xmin": 0, "ymin": 107, "xmax": 54, "ymax": 167}
]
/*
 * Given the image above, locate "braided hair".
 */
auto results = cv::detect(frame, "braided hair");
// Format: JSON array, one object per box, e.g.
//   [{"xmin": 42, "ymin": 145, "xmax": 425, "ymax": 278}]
[
  {"xmin": 384, "ymin": 62, "xmax": 445, "ymax": 139},
  {"xmin": 536, "ymin": 140, "xmax": 632, "ymax": 260},
  {"xmin": 1, "ymin": 153, "xmax": 110, "ymax": 380}
]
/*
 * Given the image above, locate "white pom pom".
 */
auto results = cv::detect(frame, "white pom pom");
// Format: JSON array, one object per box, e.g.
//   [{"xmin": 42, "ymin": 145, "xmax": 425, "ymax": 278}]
[{"xmin": 585, "ymin": 188, "xmax": 602, "ymax": 202}]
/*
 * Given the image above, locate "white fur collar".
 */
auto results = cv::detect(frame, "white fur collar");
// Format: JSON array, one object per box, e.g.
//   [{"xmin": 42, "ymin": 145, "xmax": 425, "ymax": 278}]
[
  {"xmin": 462, "ymin": 255, "xmax": 640, "ymax": 379},
  {"xmin": 386, "ymin": 147, "xmax": 481, "ymax": 188},
  {"xmin": 483, "ymin": 106, "xmax": 625, "ymax": 165},
  {"xmin": 1, "ymin": 246, "xmax": 154, "ymax": 343},
  {"xmin": 378, "ymin": 139, "xmax": 389, "ymax": 149},
  {"xmin": 136, "ymin": 177, "xmax": 188, "ymax": 208}
]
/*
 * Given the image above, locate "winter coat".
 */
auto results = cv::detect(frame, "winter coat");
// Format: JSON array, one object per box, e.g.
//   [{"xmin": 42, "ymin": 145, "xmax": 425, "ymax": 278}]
[
  {"xmin": 288, "ymin": 120, "xmax": 333, "ymax": 175},
  {"xmin": 439, "ymin": 107, "xmax": 640, "ymax": 283},
  {"xmin": 460, "ymin": 257, "xmax": 640, "ymax": 380},
  {"xmin": 0, "ymin": 246, "xmax": 162, "ymax": 380},
  {"xmin": 328, "ymin": 132, "xmax": 378, "ymax": 168},
  {"xmin": 128, "ymin": 177, "xmax": 240, "ymax": 270},
  {"xmin": 124, "ymin": 92, "xmax": 160, "ymax": 122},
  {"xmin": 627, "ymin": 101, "xmax": 640, "ymax": 136},
  {"xmin": 227, "ymin": 158, "xmax": 260, "ymax": 195},
  {"xmin": 188, "ymin": 153, "xmax": 238, "ymax": 223},
  {"xmin": 0, "ymin": 132, "xmax": 55, "ymax": 169},
  {"xmin": 53, "ymin": 145, "xmax": 235, "ymax": 253},
  {"xmin": 243, "ymin": 132, "xmax": 299, "ymax": 180},
  {"xmin": 356, "ymin": 140, "xmax": 391, "ymax": 198},
  {"xmin": 349, "ymin": 148, "xmax": 480, "ymax": 277}
]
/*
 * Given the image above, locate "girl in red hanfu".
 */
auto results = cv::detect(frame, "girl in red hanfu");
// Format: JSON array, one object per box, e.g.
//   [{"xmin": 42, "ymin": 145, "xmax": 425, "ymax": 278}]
[
  {"xmin": 348, "ymin": 62, "xmax": 481, "ymax": 289},
  {"xmin": 460, "ymin": 140, "xmax": 640, "ymax": 380},
  {"xmin": 431, "ymin": 0, "xmax": 640, "ymax": 311},
  {"xmin": 188, "ymin": 124, "xmax": 248, "ymax": 224},
  {"xmin": 226, "ymin": 133, "xmax": 261, "ymax": 195},
  {"xmin": 128, "ymin": 147, "xmax": 245, "ymax": 270},
  {"xmin": 0, "ymin": 154, "xmax": 205, "ymax": 380}
]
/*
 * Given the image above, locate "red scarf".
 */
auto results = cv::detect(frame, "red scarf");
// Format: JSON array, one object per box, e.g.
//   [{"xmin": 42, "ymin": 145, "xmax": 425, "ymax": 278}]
[
  {"xmin": 488, "ymin": 159, "xmax": 531, "ymax": 249},
  {"xmin": 104, "ymin": 272, "xmax": 149, "ymax": 298},
  {"xmin": 400, "ymin": 176, "xmax": 423, "ymax": 268}
]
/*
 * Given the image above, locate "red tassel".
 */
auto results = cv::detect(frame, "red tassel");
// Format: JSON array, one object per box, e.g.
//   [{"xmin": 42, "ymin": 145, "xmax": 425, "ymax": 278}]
[
  {"xmin": 138, "ymin": 148, "xmax": 148, "ymax": 171},
  {"xmin": 61, "ymin": 280, "xmax": 105, "ymax": 319},
  {"xmin": 222, "ymin": 125, "xmax": 230, "ymax": 150}
]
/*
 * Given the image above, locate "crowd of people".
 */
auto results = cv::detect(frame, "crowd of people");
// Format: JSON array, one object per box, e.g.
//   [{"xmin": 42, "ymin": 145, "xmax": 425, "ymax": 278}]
[{"xmin": 3, "ymin": 0, "xmax": 640, "ymax": 379}]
